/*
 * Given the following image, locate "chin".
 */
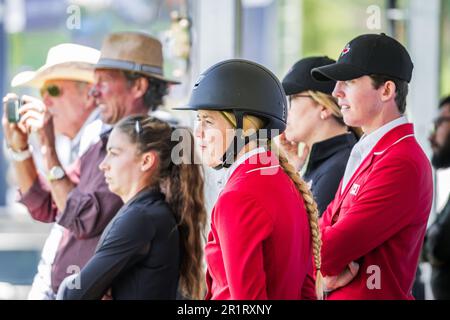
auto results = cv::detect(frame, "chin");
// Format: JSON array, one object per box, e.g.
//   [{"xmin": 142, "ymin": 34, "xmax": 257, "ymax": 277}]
[
  {"xmin": 286, "ymin": 129, "xmax": 304, "ymax": 142},
  {"xmin": 203, "ymin": 156, "xmax": 220, "ymax": 168},
  {"xmin": 284, "ymin": 128, "xmax": 293, "ymax": 140},
  {"xmin": 100, "ymin": 110, "xmax": 116, "ymax": 125},
  {"xmin": 285, "ymin": 132, "xmax": 298, "ymax": 142},
  {"xmin": 100, "ymin": 114, "xmax": 111, "ymax": 124},
  {"xmin": 107, "ymin": 183, "xmax": 119, "ymax": 195},
  {"xmin": 202, "ymin": 154, "xmax": 221, "ymax": 168},
  {"xmin": 343, "ymin": 116, "xmax": 357, "ymax": 128}
]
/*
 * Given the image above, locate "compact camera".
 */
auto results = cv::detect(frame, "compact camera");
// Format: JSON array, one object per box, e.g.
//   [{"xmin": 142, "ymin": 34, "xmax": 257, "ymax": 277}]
[{"xmin": 6, "ymin": 97, "xmax": 22, "ymax": 123}]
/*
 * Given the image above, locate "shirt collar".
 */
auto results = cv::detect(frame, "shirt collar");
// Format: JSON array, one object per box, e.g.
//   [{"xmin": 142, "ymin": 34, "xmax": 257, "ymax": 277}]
[
  {"xmin": 216, "ymin": 146, "xmax": 266, "ymax": 191},
  {"xmin": 126, "ymin": 186, "xmax": 164, "ymax": 206},
  {"xmin": 353, "ymin": 115, "xmax": 408, "ymax": 159}
]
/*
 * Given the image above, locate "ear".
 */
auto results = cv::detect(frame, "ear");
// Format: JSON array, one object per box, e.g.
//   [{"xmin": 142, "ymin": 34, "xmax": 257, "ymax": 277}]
[
  {"xmin": 380, "ymin": 80, "xmax": 396, "ymax": 103},
  {"xmin": 140, "ymin": 151, "xmax": 157, "ymax": 172},
  {"xmin": 318, "ymin": 104, "xmax": 333, "ymax": 120},
  {"xmin": 132, "ymin": 77, "xmax": 149, "ymax": 100}
]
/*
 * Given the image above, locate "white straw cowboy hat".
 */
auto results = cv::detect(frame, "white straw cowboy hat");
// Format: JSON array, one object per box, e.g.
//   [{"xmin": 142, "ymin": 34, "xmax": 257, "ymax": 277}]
[
  {"xmin": 95, "ymin": 32, "xmax": 180, "ymax": 84},
  {"xmin": 11, "ymin": 43, "xmax": 100, "ymax": 88}
]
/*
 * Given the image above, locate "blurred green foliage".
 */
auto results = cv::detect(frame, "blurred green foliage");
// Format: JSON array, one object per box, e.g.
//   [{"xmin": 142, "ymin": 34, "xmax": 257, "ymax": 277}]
[{"xmin": 302, "ymin": 0, "xmax": 387, "ymax": 59}]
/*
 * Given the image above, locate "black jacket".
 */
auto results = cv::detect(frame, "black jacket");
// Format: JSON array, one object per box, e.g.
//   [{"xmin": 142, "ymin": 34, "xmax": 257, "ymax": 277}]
[
  {"xmin": 423, "ymin": 195, "xmax": 450, "ymax": 299},
  {"xmin": 303, "ymin": 132, "xmax": 358, "ymax": 216},
  {"xmin": 61, "ymin": 187, "xmax": 180, "ymax": 300}
]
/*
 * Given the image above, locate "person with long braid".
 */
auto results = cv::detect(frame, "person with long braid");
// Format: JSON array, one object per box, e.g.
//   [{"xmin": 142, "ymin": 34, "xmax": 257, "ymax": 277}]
[
  {"xmin": 59, "ymin": 115, "xmax": 207, "ymax": 299},
  {"xmin": 175, "ymin": 59, "xmax": 323, "ymax": 300}
]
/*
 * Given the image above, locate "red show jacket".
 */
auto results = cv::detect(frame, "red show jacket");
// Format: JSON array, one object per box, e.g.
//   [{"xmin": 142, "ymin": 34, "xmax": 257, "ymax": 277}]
[
  {"xmin": 320, "ymin": 123, "xmax": 433, "ymax": 300},
  {"xmin": 204, "ymin": 151, "xmax": 316, "ymax": 300}
]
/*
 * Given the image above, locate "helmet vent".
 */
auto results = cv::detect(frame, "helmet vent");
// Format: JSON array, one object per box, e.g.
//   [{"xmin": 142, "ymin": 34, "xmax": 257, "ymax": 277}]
[{"xmin": 193, "ymin": 75, "xmax": 204, "ymax": 89}]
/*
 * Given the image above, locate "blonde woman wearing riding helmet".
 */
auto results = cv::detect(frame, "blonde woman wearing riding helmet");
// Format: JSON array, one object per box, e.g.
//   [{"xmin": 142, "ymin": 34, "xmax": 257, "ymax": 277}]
[
  {"xmin": 280, "ymin": 56, "xmax": 362, "ymax": 215},
  {"xmin": 175, "ymin": 59, "xmax": 323, "ymax": 300}
]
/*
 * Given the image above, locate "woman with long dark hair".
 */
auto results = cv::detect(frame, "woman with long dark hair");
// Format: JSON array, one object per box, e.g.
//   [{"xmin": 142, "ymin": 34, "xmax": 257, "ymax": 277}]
[{"xmin": 59, "ymin": 115, "xmax": 207, "ymax": 299}]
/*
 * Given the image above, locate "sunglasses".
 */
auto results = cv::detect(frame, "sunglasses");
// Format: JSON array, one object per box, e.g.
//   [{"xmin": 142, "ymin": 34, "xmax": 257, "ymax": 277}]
[{"xmin": 40, "ymin": 85, "xmax": 62, "ymax": 97}]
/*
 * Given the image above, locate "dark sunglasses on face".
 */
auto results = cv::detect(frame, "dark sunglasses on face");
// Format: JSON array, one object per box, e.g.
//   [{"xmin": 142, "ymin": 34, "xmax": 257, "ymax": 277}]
[{"xmin": 40, "ymin": 85, "xmax": 62, "ymax": 97}]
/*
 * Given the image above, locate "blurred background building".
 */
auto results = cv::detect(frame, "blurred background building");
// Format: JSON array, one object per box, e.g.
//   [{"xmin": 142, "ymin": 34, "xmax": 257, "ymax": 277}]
[{"xmin": 0, "ymin": 0, "xmax": 448, "ymax": 299}]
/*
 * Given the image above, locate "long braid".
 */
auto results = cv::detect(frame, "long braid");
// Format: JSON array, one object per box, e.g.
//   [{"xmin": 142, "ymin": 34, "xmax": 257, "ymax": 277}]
[
  {"xmin": 272, "ymin": 143, "xmax": 324, "ymax": 300},
  {"xmin": 218, "ymin": 111, "xmax": 324, "ymax": 299}
]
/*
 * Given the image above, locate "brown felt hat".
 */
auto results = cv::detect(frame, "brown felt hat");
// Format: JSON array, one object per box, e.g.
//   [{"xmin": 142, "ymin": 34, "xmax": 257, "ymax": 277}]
[{"xmin": 96, "ymin": 32, "xmax": 180, "ymax": 84}]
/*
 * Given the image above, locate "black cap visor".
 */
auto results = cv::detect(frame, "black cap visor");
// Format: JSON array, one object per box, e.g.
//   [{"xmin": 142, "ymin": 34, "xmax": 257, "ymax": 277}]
[
  {"xmin": 282, "ymin": 81, "xmax": 309, "ymax": 96},
  {"xmin": 311, "ymin": 63, "xmax": 368, "ymax": 82}
]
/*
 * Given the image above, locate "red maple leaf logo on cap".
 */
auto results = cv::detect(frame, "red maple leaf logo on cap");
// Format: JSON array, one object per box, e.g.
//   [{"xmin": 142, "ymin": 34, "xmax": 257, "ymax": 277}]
[{"xmin": 340, "ymin": 44, "xmax": 350, "ymax": 57}]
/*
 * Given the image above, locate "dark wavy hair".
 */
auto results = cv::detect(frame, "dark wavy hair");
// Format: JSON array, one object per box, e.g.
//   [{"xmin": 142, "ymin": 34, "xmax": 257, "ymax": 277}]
[
  {"xmin": 115, "ymin": 115, "xmax": 207, "ymax": 299},
  {"xmin": 123, "ymin": 71, "xmax": 169, "ymax": 111}
]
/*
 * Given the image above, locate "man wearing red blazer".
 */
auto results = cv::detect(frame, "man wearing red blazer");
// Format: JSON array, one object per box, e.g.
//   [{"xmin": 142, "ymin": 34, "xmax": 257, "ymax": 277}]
[{"xmin": 311, "ymin": 33, "xmax": 433, "ymax": 299}]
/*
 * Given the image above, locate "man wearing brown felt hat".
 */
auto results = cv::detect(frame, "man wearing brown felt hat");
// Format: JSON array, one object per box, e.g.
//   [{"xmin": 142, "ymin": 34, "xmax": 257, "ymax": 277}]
[
  {"xmin": 53, "ymin": 31, "xmax": 182, "ymax": 300},
  {"xmin": 91, "ymin": 32, "xmax": 180, "ymax": 126}
]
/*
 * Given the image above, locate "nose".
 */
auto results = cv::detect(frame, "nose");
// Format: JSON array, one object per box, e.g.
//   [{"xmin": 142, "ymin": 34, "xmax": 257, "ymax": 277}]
[
  {"xmin": 332, "ymin": 81, "xmax": 344, "ymax": 99},
  {"xmin": 99, "ymin": 156, "xmax": 108, "ymax": 172},
  {"xmin": 194, "ymin": 122, "xmax": 204, "ymax": 139},
  {"xmin": 428, "ymin": 130, "xmax": 436, "ymax": 145},
  {"xmin": 89, "ymin": 85, "xmax": 101, "ymax": 98},
  {"xmin": 42, "ymin": 94, "xmax": 53, "ymax": 108}
]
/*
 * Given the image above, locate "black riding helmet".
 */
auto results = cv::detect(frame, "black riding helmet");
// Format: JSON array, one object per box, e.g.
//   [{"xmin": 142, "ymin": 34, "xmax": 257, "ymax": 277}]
[{"xmin": 174, "ymin": 59, "xmax": 288, "ymax": 169}]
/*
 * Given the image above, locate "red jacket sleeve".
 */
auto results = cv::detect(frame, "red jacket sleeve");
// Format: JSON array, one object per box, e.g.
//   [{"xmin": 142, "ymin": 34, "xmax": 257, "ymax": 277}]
[
  {"xmin": 320, "ymin": 156, "xmax": 424, "ymax": 276},
  {"xmin": 214, "ymin": 191, "xmax": 273, "ymax": 300},
  {"xmin": 301, "ymin": 261, "xmax": 317, "ymax": 300}
]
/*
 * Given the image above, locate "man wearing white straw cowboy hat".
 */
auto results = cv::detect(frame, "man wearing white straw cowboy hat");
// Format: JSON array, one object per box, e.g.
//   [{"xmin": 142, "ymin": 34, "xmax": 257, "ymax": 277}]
[
  {"xmin": 90, "ymin": 31, "xmax": 180, "ymax": 126},
  {"xmin": 2, "ymin": 43, "xmax": 123, "ymax": 299},
  {"xmin": 52, "ymin": 31, "xmax": 181, "ymax": 299}
]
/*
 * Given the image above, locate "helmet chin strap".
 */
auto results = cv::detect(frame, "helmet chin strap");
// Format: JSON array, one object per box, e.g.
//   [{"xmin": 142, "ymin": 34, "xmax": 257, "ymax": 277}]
[{"xmin": 213, "ymin": 111, "xmax": 258, "ymax": 170}]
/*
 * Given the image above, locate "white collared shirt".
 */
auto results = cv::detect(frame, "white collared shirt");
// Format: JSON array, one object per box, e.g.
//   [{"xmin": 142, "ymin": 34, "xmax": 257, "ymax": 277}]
[
  {"xmin": 216, "ymin": 147, "xmax": 267, "ymax": 193},
  {"xmin": 341, "ymin": 116, "xmax": 409, "ymax": 193}
]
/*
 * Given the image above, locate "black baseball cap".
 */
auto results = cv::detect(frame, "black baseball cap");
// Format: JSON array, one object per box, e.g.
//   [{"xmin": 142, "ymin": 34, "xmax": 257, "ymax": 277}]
[
  {"xmin": 311, "ymin": 33, "xmax": 414, "ymax": 83},
  {"xmin": 282, "ymin": 56, "xmax": 336, "ymax": 95}
]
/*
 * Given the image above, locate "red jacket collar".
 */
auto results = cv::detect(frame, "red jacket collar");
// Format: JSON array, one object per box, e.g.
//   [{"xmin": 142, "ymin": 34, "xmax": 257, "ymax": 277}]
[
  {"xmin": 334, "ymin": 123, "xmax": 415, "ymax": 216},
  {"xmin": 370, "ymin": 123, "xmax": 414, "ymax": 155},
  {"xmin": 226, "ymin": 151, "xmax": 281, "ymax": 184}
]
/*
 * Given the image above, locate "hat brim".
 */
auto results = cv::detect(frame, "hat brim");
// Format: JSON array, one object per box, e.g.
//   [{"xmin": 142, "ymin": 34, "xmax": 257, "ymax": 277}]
[
  {"xmin": 95, "ymin": 60, "xmax": 180, "ymax": 85},
  {"xmin": 311, "ymin": 63, "xmax": 367, "ymax": 82},
  {"xmin": 282, "ymin": 81, "xmax": 309, "ymax": 96},
  {"xmin": 172, "ymin": 104, "xmax": 219, "ymax": 111},
  {"xmin": 12, "ymin": 62, "xmax": 96, "ymax": 88},
  {"xmin": 11, "ymin": 71, "xmax": 37, "ymax": 88}
]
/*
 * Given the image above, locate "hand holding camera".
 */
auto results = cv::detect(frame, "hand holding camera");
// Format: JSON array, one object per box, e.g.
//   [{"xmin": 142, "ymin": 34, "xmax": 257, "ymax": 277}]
[
  {"xmin": 6, "ymin": 96, "xmax": 22, "ymax": 123},
  {"xmin": 2, "ymin": 93, "xmax": 29, "ymax": 152},
  {"xmin": 2, "ymin": 93, "xmax": 50, "ymax": 152}
]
